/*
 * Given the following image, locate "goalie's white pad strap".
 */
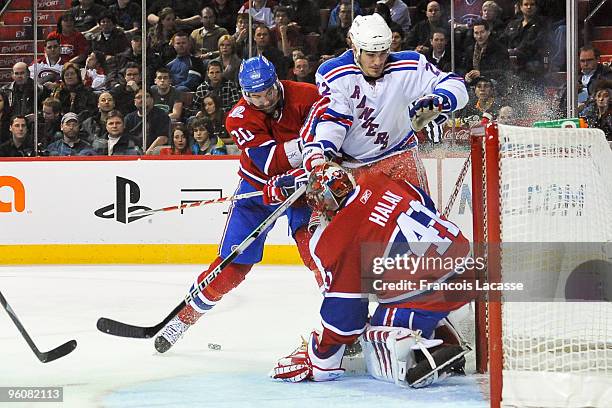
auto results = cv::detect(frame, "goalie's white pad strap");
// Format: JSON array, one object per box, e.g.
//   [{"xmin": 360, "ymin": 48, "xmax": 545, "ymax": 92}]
[
  {"xmin": 360, "ymin": 326, "xmax": 418, "ymax": 385},
  {"xmin": 283, "ymin": 139, "xmax": 302, "ymax": 168}
]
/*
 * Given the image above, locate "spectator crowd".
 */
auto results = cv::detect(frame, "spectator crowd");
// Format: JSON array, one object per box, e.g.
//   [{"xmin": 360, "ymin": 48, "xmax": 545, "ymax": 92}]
[{"xmin": 0, "ymin": 0, "xmax": 610, "ymax": 157}]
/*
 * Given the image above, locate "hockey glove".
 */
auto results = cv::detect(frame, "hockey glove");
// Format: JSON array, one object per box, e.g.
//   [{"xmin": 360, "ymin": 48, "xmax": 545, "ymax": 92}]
[
  {"xmin": 409, "ymin": 94, "xmax": 449, "ymax": 132},
  {"xmin": 263, "ymin": 168, "xmax": 308, "ymax": 205},
  {"xmin": 272, "ymin": 336, "xmax": 312, "ymax": 382},
  {"xmin": 302, "ymin": 141, "xmax": 326, "ymax": 173}
]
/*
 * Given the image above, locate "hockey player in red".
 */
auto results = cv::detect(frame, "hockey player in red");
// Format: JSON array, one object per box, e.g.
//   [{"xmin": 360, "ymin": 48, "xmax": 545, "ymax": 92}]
[
  {"xmin": 272, "ymin": 163, "xmax": 473, "ymax": 387},
  {"xmin": 154, "ymin": 56, "xmax": 321, "ymax": 353}
]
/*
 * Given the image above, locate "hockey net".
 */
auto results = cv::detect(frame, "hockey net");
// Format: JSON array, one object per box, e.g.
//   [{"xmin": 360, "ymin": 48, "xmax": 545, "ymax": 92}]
[{"xmin": 471, "ymin": 124, "xmax": 612, "ymax": 408}]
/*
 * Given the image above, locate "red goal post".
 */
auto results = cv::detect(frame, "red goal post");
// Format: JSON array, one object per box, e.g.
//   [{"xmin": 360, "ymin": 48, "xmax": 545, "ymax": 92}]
[{"xmin": 470, "ymin": 123, "xmax": 612, "ymax": 408}]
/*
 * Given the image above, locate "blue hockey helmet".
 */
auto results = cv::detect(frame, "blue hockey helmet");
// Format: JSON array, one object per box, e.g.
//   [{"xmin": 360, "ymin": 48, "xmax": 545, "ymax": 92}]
[{"xmin": 238, "ymin": 56, "xmax": 278, "ymax": 94}]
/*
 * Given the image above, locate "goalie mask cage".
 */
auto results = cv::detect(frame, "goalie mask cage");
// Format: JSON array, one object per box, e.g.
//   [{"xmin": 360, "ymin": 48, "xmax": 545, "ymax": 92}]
[{"xmin": 470, "ymin": 123, "xmax": 612, "ymax": 408}]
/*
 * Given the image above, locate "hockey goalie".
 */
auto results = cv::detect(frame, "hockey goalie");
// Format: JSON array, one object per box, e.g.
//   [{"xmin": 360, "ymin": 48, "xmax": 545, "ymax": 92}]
[{"xmin": 271, "ymin": 163, "xmax": 473, "ymax": 388}]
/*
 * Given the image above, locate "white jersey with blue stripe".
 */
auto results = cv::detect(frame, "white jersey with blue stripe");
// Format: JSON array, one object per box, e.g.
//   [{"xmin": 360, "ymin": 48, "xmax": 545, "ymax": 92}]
[{"xmin": 314, "ymin": 50, "xmax": 468, "ymax": 167}]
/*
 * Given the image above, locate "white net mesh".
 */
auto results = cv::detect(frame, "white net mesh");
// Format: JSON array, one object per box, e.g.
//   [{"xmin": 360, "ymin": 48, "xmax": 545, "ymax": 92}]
[{"xmin": 495, "ymin": 125, "xmax": 612, "ymax": 407}]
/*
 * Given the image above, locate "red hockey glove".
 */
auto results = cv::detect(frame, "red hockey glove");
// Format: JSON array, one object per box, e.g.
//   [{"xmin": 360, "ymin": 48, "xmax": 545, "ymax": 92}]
[{"xmin": 262, "ymin": 168, "xmax": 308, "ymax": 205}]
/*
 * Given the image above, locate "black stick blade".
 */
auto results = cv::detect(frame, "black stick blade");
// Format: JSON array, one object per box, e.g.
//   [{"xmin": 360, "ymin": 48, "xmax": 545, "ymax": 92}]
[
  {"xmin": 39, "ymin": 340, "xmax": 77, "ymax": 363},
  {"xmin": 97, "ymin": 317, "xmax": 160, "ymax": 339}
]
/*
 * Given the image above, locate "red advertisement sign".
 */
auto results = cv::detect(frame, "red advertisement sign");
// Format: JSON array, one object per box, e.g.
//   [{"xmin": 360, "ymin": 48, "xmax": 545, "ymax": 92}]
[
  {"xmin": 0, "ymin": 54, "xmax": 32, "ymax": 69},
  {"xmin": 1, "ymin": 10, "xmax": 64, "ymax": 25},
  {"xmin": 5, "ymin": 0, "xmax": 68, "ymax": 10},
  {"xmin": 0, "ymin": 41, "xmax": 44, "ymax": 54},
  {"xmin": 0, "ymin": 26, "xmax": 53, "ymax": 41}
]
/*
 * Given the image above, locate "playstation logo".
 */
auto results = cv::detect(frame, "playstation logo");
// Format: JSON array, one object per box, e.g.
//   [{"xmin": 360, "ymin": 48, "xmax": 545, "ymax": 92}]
[{"xmin": 94, "ymin": 176, "xmax": 152, "ymax": 223}]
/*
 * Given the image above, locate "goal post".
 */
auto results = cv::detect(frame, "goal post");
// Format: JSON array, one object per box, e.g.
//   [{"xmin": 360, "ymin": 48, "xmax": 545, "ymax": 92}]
[{"xmin": 471, "ymin": 123, "xmax": 612, "ymax": 408}]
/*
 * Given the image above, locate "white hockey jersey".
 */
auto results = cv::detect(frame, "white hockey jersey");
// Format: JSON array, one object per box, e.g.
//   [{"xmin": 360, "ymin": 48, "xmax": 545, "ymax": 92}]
[
  {"xmin": 29, "ymin": 56, "xmax": 66, "ymax": 85},
  {"xmin": 308, "ymin": 50, "xmax": 468, "ymax": 167}
]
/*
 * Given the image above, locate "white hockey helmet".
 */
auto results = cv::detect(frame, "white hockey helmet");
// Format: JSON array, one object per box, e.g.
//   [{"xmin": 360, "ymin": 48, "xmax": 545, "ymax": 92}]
[{"xmin": 348, "ymin": 14, "xmax": 392, "ymax": 66}]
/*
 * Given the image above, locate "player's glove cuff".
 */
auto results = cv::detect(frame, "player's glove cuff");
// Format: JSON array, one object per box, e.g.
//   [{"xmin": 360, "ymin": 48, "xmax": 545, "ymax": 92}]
[{"xmin": 302, "ymin": 142, "xmax": 326, "ymax": 173}]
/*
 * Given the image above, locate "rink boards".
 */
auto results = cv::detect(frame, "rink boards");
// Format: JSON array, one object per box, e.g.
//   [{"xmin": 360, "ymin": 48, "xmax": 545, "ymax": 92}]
[{"xmin": 0, "ymin": 154, "xmax": 473, "ymax": 264}]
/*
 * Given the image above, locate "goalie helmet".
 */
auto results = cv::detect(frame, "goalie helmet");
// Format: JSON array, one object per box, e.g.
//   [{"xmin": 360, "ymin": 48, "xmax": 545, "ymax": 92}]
[
  {"xmin": 306, "ymin": 163, "xmax": 356, "ymax": 220},
  {"xmin": 348, "ymin": 14, "xmax": 392, "ymax": 68}
]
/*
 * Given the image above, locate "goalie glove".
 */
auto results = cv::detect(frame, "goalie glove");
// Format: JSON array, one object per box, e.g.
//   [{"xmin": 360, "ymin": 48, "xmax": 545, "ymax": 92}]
[
  {"xmin": 271, "ymin": 331, "xmax": 345, "ymax": 382},
  {"xmin": 262, "ymin": 168, "xmax": 308, "ymax": 205},
  {"xmin": 409, "ymin": 94, "xmax": 450, "ymax": 132}
]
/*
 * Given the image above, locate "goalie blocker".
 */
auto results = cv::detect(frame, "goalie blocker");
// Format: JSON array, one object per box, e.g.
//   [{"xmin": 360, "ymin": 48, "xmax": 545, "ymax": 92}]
[{"xmin": 271, "ymin": 163, "xmax": 473, "ymax": 387}]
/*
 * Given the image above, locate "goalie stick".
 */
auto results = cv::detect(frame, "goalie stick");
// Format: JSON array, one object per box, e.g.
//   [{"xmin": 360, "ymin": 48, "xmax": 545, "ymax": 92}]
[
  {"xmin": 129, "ymin": 191, "xmax": 263, "ymax": 218},
  {"xmin": 97, "ymin": 184, "xmax": 307, "ymax": 339},
  {"xmin": 0, "ymin": 291, "xmax": 77, "ymax": 363}
]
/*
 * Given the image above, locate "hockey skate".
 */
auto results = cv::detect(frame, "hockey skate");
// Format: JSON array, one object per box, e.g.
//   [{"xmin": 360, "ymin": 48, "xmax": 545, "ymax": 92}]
[{"xmin": 154, "ymin": 305, "xmax": 202, "ymax": 353}]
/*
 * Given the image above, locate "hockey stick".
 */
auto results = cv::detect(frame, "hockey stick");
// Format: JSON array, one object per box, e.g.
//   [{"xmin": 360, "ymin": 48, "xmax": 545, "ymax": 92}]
[
  {"xmin": 0, "ymin": 291, "xmax": 77, "ymax": 363},
  {"xmin": 442, "ymin": 155, "xmax": 471, "ymax": 217},
  {"xmin": 97, "ymin": 184, "xmax": 307, "ymax": 339},
  {"xmin": 130, "ymin": 191, "xmax": 263, "ymax": 217}
]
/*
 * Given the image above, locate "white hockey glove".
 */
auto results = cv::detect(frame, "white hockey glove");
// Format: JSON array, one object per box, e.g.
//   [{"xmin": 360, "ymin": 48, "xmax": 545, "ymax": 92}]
[
  {"xmin": 302, "ymin": 141, "xmax": 326, "ymax": 173},
  {"xmin": 409, "ymin": 94, "xmax": 450, "ymax": 132},
  {"xmin": 262, "ymin": 168, "xmax": 308, "ymax": 205}
]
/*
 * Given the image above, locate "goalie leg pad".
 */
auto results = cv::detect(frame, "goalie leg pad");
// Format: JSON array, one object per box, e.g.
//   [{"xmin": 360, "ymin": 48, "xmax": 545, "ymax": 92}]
[{"xmin": 360, "ymin": 326, "xmax": 422, "ymax": 385}]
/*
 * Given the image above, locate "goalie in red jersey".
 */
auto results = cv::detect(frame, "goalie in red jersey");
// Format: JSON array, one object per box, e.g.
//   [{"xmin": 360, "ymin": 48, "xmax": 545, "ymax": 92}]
[
  {"xmin": 154, "ymin": 56, "xmax": 322, "ymax": 353},
  {"xmin": 271, "ymin": 163, "xmax": 475, "ymax": 388}
]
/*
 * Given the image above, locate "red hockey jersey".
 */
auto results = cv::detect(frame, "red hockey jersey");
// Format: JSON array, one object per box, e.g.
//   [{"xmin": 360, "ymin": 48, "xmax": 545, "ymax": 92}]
[
  {"xmin": 225, "ymin": 80, "xmax": 320, "ymax": 188},
  {"xmin": 310, "ymin": 172, "xmax": 471, "ymax": 334}
]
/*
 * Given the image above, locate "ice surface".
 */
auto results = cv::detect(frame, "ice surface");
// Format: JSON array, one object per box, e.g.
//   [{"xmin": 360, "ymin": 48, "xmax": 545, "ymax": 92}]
[{"xmin": 0, "ymin": 265, "xmax": 487, "ymax": 408}]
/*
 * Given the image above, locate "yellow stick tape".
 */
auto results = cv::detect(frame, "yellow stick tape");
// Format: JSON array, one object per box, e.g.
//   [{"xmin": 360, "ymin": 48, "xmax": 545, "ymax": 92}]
[{"xmin": 0, "ymin": 244, "xmax": 302, "ymax": 265}]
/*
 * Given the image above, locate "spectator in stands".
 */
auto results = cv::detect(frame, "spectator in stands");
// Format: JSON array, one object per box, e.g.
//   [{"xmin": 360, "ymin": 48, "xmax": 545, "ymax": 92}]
[
  {"xmin": 211, "ymin": 35, "xmax": 242, "ymax": 83},
  {"xmin": 320, "ymin": 1, "xmax": 354, "ymax": 60},
  {"xmin": 148, "ymin": 7, "xmax": 178, "ymax": 64},
  {"xmin": 327, "ymin": 0, "xmax": 362, "ymax": 29},
  {"xmin": 125, "ymin": 88, "xmax": 171, "ymax": 154},
  {"xmin": 499, "ymin": 0, "xmax": 549, "ymax": 79},
  {"xmin": 109, "ymin": 0, "xmax": 141, "ymax": 36},
  {"xmin": 0, "ymin": 91, "xmax": 12, "ymax": 145},
  {"xmin": 53, "ymin": 63, "xmax": 98, "ymax": 121},
  {"xmin": 53, "ymin": 13, "xmax": 89, "ymax": 66},
  {"xmin": 82, "ymin": 51, "xmax": 107, "ymax": 91},
  {"xmin": 71, "ymin": 0, "xmax": 107, "ymax": 33},
  {"xmin": 30, "ymin": 34, "xmax": 66, "ymax": 92},
  {"xmin": 374, "ymin": 2, "xmax": 402, "ymax": 35},
  {"xmin": 406, "ymin": 1, "xmax": 448, "ymax": 54},
  {"xmin": 94, "ymin": 110, "xmax": 142, "ymax": 155},
  {"xmin": 2, "ymin": 62, "xmax": 41, "ymax": 118},
  {"xmin": 192, "ymin": 61, "xmax": 241, "ymax": 114},
  {"xmin": 279, "ymin": 0, "xmax": 320, "ymax": 34},
  {"xmin": 425, "ymin": 29, "xmax": 452, "ymax": 72},
  {"xmin": 290, "ymin": 57, "xmax": 315, "ymax": 84},
  {"xmin": 39, "ymin": 97, "xmax": 63, "ymax": 146},
  {"xmin": 580, "ymin": 80, "xmax": 612, "ymax": 141},
  {"xmin": 390, "ymin": 26, "xmax": 405, "ymax": 52},
  {"xmin": 497, "ymin": 105, "xmax": 517, "ymax": 125},
  {"xmin": 82, "ymin": 92, "xmax": 115, "ymax": 143},
  {"xmin": 271, "ymin": 6, "xmax": 304, "ymax": 58},
  {"xmin": 232, "ymin": 13, "xmax": 251, "ymax": 58},
  {"xmin": 245, "ymin": 25, "xmax": 288, "ymax": 78},
  {"xmin": 114, "ymin": 32, "xmax": 163, "ymax": 86},
  {"xmin": 147, "ymin": 0, "xmax": 203, "ymax": 26},
  {"xmin": 480, "ymin": 1, "xmax": 505, "ymax": 39},
  {"xmin": 190, "ymin": 7, "xmax": 230, "ymax": 59},
  {"xmin": 378, "ymin": 0, "xmax": 411, "ymax": 33},
  {"xmin": 167, "ymin": 31, "xmax": 206, "ymax": 92},
  {"xmin": 211, "ymin": 0, "xmax": 239, "ymax": 35},
  {"xmin": 460, "ymin": 77, "xmax": 502, "ymax": 126},
  {"xmin": 238, "ymin": 0, "xmax": 275, "ymax": 28},
  {"xmin": 191, "ymin": 92, "xmax": 232, "ymax": 147},
  {"xmin": 189, "ymin": 117, "xmax": 227, "ymax": 155},
  {"xmin": 152, "ymin": 67, "xmax": 183, "ymax": 121},
  {"xmin": 91, "ymin": 13, "xmax": 131, "ymax": 59},
  {"xmin": 578, "ymin": 45, "xmax": 612, "ymax": 105},
  {"xmin": 46, "ymin": 112, "xmax": 96, "ymax": 156},
  {"xmin": 160, "ymin": 123, "xmax": 192, "ymax": 155},
  {"xmin": 462, "ymin": 20, "xmax": 509, "ymax": 85},
  {"xmin": 109, "ymin": 62, "xmax": 141, "ymax": 114},
  {"xmin": 0, "ymin": 116, "xmax": 34, "ymax": 157}
]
